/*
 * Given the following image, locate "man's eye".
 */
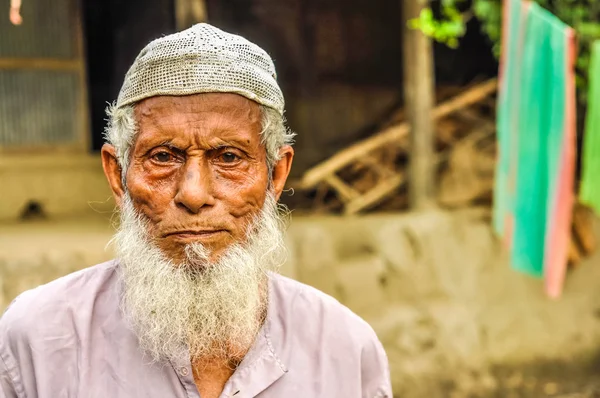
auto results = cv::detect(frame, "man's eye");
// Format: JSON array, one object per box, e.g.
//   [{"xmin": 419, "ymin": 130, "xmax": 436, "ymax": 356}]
[
  {"xmin": 152, "ymin": 152, "xmax": 173, "ymax": 163},
  {"xmin": 220, "ymin": 152, "xmax": 240, "ymax": 163}
]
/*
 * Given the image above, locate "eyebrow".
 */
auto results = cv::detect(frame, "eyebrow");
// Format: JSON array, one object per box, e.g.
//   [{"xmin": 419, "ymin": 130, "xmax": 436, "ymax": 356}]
[
  {"xmin": 140, "ymin": 140, "xmax": 186, "ymax": 156},
  {"xmin": 137, "ymin": 134, "xmax": 256, "ymax": 154},
  {"xmin": 157, "ymin": 140, "xmax": 179, "ymax": 149},
  {"xmin": 208, "ymin": 137, "xmax": 254, "ymax": 151}
]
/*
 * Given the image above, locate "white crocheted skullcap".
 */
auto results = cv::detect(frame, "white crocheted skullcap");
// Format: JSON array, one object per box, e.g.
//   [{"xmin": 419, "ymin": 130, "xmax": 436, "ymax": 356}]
[{"xmin": 116, "ymin": 23, "xmax": 284, "ymax": 115}]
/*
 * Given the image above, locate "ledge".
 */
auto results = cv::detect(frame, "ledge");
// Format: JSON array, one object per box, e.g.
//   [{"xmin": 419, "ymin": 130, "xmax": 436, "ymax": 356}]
[{"xmin": 0, "ymin": 152, "xmax": 103, "ymax": 172}]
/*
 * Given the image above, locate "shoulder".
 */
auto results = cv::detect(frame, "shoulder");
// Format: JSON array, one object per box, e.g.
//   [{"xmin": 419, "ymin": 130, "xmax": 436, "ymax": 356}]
[
  {"xmin": 0, "ymin": 260, "xmax": 119, "ymax": 346},
  {"xmin": 269, "ymin": 274, "xmax": 392, "ymax": 396},
  {"xmin": 269, "ymin": 273, "xmax": 383, "ymax": 347}
]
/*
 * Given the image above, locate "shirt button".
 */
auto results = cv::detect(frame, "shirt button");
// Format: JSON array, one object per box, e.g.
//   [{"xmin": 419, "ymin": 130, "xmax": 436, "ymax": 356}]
[{"xmin": 179, "ymin": 367, "xmax": 189, "ymax": 376}]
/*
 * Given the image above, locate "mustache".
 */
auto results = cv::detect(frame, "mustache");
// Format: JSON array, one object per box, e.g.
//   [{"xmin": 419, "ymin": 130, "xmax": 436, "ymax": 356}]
[
  {"xmin": 161, "ymin": 228, "xmax": 230, "ymax": 237},
  {"xmin": 158, "ymin": 223, "xmax": 233, "ymax": 237}
]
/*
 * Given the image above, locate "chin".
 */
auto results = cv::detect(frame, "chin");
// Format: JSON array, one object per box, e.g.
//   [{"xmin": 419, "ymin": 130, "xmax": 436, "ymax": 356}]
[{"xmin": 165, "ymin": 243, "xmax": 227, "ymax": 270}]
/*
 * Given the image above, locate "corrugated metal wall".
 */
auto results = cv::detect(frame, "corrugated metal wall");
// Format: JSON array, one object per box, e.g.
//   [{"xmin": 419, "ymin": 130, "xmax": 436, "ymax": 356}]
[
  {"xmin": 0, "ymin": 0, "xmax": 74, "ymax": 58},
  {"xmin": 0, "ymin": 71, "xmax": 79, "ymax": 146},
  {"xmin": 0, "ymin": 0, "xmax": 87, "ymax": 149}
]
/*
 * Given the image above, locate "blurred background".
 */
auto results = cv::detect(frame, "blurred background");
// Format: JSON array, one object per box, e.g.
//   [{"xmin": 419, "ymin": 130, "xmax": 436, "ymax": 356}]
[{"xmin": 2, "ymin": 0, "xmax": 600, "ymax": 396}]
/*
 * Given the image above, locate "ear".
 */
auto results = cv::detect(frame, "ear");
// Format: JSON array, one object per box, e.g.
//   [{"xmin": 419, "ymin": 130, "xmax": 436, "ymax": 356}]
[
  {"xmin": 270, "ymin": 145, "xmax": 294, "ymax": 201},
  {"xmin": 101, "ymin": 144, "xmax": 126, "ymax": 207}
]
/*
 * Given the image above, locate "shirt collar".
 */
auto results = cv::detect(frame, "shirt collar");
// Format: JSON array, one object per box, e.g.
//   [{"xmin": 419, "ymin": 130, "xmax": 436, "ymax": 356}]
[{"xmin": 220, "ymin": 273, "xmax": 288, "ymax": 397}]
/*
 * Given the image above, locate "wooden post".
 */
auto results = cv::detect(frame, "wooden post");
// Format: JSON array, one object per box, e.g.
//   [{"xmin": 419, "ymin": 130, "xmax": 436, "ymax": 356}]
[
  {"xmin": 402, "ymin": 0, "xmax": 436, "ymax": 210},
  {"xmin": 175, "ymin": 0, "xmax": 208, "ymax": 31}
]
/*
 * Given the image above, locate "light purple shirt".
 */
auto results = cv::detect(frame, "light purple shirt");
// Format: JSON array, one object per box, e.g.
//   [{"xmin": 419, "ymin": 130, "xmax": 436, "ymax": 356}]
[{"xmin": 0, "ymin": 260, "xmax": 392, "ymax": 397}]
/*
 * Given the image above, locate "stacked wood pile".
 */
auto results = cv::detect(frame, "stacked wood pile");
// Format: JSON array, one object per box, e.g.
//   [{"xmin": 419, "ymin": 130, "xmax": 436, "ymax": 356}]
[
  {"xmin": 284, "ymin": 78, "xmax": 596, "ymax": 267},
  {"xmin": 285, "ymin": 79, "xmax": 498, "ymax": 213}
]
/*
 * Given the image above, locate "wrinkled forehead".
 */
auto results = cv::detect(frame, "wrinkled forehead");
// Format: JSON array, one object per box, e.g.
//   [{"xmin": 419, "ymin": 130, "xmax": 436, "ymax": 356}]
[
  {"xmin": 135, "ymin": 92, "xmax": 262, "ymax": 120},
  {"xmin": 131, "ymin": 93, "xmax": 264, "ymax": 148}
]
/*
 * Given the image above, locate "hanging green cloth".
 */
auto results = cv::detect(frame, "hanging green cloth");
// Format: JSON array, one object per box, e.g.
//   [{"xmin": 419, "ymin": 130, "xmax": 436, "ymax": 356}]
[
  {"xmin": 580, "ymin": 41, "xmax": 600, "ymax": 215},
  {"xmin": 494, "ymin": 1, "xmax": 577, "ymax": 297},
  {"xmin": 493, "ymin": 0, "xmax": 527, "ymax": 242}
]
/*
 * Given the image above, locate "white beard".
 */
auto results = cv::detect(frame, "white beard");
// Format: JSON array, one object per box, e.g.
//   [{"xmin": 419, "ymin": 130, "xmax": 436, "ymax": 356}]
[{"xmin": 112, "ymin": 192, "xmax": 287, "ymax": 364}]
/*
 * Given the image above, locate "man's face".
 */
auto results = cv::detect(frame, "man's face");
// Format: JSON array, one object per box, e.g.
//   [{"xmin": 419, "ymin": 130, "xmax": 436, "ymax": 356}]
[{"xmin": 102, "ymin": 93, "xmax": 293, "ymax": 264}]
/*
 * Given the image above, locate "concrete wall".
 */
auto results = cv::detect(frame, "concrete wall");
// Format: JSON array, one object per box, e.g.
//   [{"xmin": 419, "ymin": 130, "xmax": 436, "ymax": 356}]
[
  {"xmin": 1, "ymin": 210, "xmax": 600, "ymax": 397},
  {"xmin": 0, "ymin": 154, "xmax": 113, "ymax": 221},
  {"xmin": 287, "ymin": 212, "xmax": 600, "ymax": 396}
]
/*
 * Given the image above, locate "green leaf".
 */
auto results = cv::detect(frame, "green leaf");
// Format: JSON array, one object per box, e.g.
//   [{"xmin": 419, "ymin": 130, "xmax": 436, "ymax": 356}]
[
  {"xmin": 473, "ymin": 0, "xmax": 493, "ymax": 18},
  {"xmin": 577, "ymin": 22, "xmax": 600, "ymax": 38},
  {"xmin": 447, "ymin": 37, "xmax": 460, "ymax": 48}
]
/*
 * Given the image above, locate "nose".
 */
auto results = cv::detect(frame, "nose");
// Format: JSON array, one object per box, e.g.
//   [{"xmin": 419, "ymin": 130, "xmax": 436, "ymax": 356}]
[{"xmin": 174, "ymin": 161, "xmax": 216, "ymax": 214}]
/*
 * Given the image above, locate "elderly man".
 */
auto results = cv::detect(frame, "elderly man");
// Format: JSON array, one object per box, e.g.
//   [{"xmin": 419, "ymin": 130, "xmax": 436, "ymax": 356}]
[{"xmin": 0, "ymin": 24, "xmax": 391, "ymax": 397}]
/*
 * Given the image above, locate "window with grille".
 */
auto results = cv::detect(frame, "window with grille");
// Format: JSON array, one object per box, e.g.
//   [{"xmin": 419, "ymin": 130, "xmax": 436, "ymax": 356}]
[{"xmin": 0, "ymin": 0, "xmax": 88, "ymax": 150}]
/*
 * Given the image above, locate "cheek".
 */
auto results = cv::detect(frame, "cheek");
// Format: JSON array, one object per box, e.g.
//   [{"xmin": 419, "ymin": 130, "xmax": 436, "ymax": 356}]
[
  {"xmin": 126, "ymin": 168, "xmax": 179, "ymax": 219},
  {"xmin": 213, "ymin": 167, "xmax": 269, "ymax": 218}
]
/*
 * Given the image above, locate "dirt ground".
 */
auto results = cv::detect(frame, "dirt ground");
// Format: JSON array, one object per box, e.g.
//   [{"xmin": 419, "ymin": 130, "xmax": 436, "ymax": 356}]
[
  {"xmin": 490, "ymin": 356, "xmax": 600, "ymax": 398},
  {"xmin": 1, "ymin": 211, "xmax": 600, "ymax": 397},
  {"xmin": 389, "ymin": 351, "xmax": 600, "ymax": 398}
]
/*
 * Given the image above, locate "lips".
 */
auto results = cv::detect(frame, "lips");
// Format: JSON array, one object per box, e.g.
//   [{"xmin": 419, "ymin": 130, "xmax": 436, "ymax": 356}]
[{"xmin": 164, "ymin": 230, "xmax": 226, "ymax": 239}]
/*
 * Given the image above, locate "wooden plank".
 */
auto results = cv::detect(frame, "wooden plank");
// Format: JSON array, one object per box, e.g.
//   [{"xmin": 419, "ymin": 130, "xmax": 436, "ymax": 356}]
[
  {"xmin": 357, "ymin": 156, "xmax": 396, "ymax": 178},
  {"xmin": 0, "ymin": 152, "xmax": 100, "ymax": 170},
  {"xmin": 455, "ymin": 107, "xmax": 489, "ymax": 124},
  {"xmin": 344, "ymin": 173, "xmax": 405, "ymax": 215},
  {"xmin": 568, "ymin": 238, "xmax": 583, "ymax": 266},
  {"xmin": 433, "ymin": 80, "xmax": 497, "ymax": 118},
  {"xmin": 0, "ymin": 144, "xmax": 85, "ymax": 156},
  {"xmin": 300, "ymin": 79, "xmax": 498, "ymax": 188},
  {"xmin": 572, "ymin": 202, "xmax": 596, "ymax": 255},
  {"xmin": 302, "ymin": 125, "xmax": 408, "ymax": 188},
  {"xmin": 403, "ymin": 0, "xmax": 436, "ymax": 210},
  {"xmin": 324, "ymin": 174, "xmax": 360, "ymax": 203},
  {"xmin": 74, "ymin": 0, "xmax": 90, "ymax": 152},
  {"xmin": 312, "ymin": 182, "xmax": 331, "ymax": 212},
  {"xmin": 175, "ymin": 0, "xmax": 208, "ymax": 31},
  {"xmin": 0, "ymin": 58, "xmax": 81, "ymax": 71}
]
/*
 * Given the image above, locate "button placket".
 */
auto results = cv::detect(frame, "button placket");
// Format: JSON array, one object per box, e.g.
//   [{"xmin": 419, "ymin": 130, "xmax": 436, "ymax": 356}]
[{"xmin": 170, "ymin": 356, "xmax": 201, "ymax": 398}]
